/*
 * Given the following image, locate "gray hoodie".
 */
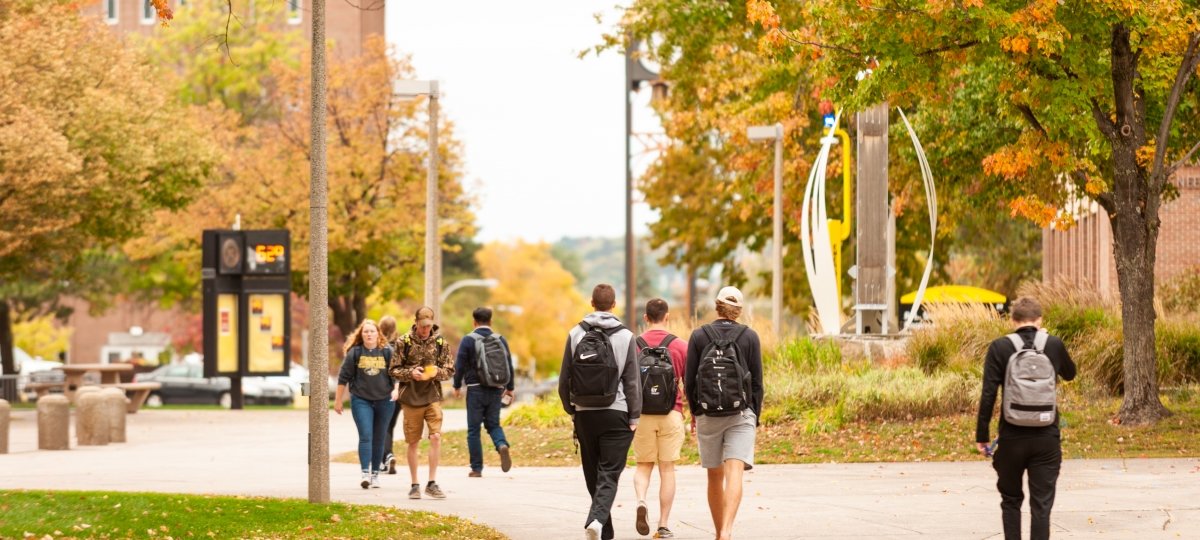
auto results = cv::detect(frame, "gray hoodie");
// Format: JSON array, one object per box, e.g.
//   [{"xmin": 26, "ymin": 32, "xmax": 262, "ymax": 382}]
[{"xmin": 558, "ymin": 311, "xmax": 641, "ymax": 424}]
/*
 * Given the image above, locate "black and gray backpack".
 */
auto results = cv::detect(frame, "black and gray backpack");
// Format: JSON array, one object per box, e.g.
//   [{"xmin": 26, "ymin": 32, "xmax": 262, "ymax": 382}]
[
  {"xmin": 568, "ymin": 321, "xmax": 625, "ymax": 407},
  {"xmin": 467, "ymin": 331, "xmax": 511, "ymax": 388},
  {"xmin": 636, "ymin": 335, "xmax": 678, "ymax": 415},
  {"xmin": 695, "ymin": 324, "xmax": 750, "ymax": 417},
  {"xmin": 1002, "ymin": 331, "xmax": 1057, "ymax": 427}
]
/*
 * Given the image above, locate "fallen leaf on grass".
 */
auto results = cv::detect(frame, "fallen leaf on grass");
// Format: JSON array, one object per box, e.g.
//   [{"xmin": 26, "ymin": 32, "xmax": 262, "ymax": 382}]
[{"xmin": 330, "ymin": 514, "xmax": 342, "ymax": 523}]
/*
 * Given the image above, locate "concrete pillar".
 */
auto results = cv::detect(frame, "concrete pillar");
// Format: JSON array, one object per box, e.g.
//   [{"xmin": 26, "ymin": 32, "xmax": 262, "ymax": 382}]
[
  {"xmin": 100, "ymin": 388, "xmax": 127, "ymax": 443},
  {"xmin": 38, "ymin": 394, "xmax": 70, "ymax": 450},
  {"xmin": 0, "ymin": 399, "xmax": 9, "ymax": 454},
  {"xmin": 76, "ymin": 392, "xmax": 110, "ymax": 446},
  {"xmin": 75, "ymin": 385, "xmax": 101, "ymax": 401}
]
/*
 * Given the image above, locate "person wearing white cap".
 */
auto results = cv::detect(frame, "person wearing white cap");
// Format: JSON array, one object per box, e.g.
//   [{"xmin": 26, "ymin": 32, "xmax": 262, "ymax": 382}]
[{"xmin": 684, "ymin": 285, "xmax": 763, "ymax": 540}]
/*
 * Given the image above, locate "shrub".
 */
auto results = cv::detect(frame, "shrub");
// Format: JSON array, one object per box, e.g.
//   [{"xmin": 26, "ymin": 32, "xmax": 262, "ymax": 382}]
[
  {"xmin": 905, "ymin": 303, "xmax": 1008, "ymax": 374},
  {"xmin": 503, "ymin": 393, "xmax": 571, "ymax": 429},
  {"xmin": 1159, "ymin": 267, "xmax": 1200, "ymax": 315}
]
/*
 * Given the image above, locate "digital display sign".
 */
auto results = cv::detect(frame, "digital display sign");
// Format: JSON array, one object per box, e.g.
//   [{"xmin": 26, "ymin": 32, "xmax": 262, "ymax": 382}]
[{"xmin": 243, "ymin": 231, "xmax": 289, "ymax": 275}]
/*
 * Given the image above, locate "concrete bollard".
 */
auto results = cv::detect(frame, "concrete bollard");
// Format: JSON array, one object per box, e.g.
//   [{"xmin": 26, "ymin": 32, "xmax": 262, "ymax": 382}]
[
  {"xmin": 0, "ymin": 399, "xmax": 9, "ymax": 454},
  {"xmin": 100, "ymin": 388, "xmax": 127, "ymax": 443},
  {"xmin": 76, "ymin": 392, "xmax": 110, "ymax": 446},
  {"xmin": 38, "ymin": 394, "xmax": 70, "ymax": 450},
  {"xmin": 74, "ymin": 385, "xmax": 102, "ymax": 402}
]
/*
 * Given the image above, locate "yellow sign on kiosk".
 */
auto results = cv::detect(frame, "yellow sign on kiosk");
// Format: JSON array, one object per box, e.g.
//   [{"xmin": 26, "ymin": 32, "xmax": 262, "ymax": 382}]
[
  {"xmin": 216, "ymin": 293, "xmax": 239, "ymax": 373},
  {"xmin": 247, "ymin": 293, "xmax": 287, "ymax": 373}
]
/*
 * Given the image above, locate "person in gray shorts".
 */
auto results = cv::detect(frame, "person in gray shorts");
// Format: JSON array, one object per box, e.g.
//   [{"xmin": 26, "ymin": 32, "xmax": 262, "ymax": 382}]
[{"xmin": 684, "ymin": 286, "xmax": 763, "ymax": 540}]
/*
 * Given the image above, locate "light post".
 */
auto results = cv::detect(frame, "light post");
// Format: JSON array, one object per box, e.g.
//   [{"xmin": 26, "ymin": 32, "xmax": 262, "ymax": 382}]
[
  {"xmin": 439, "ymin": 278, "xmax": 499, "ymax": 305},
  {"xmin": 395, "ymin": 80, "xmax": 442, "ymax": 316},
  {"xmin": 625, "ymin": 37, "xmax": 662, "ymax": 327},
  {"xmin": 748, "ymin": 123, "xmax": 785, "ymax": 334}
]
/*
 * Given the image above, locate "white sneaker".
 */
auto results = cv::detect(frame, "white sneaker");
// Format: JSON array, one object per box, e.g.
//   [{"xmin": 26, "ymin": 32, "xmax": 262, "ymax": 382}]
[
  {"xmin": 360, "ymin": 471, "xmax": 370, "ymax": 490},
  {"xmin": 584, "ymin": 519, "xmax": 602, "ymax": 540},
  {"xmin": 369, "ymin": 473, "xmax": 380, "ymax": 489}
]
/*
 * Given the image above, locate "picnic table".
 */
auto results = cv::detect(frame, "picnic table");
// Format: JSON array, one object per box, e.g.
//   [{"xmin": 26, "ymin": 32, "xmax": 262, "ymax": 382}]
[{"xmin": 26, "ymin": 364, "xmax": 161, "ymax": 413}]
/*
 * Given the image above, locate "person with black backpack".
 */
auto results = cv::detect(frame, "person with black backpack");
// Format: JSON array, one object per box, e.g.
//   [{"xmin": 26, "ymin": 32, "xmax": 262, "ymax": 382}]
[
  {"xmin": 976, "ymin": 297, "xmax": 1077, "ymax": 540},
  {"xmin": 452, "ymin": 307, "xmax": 514, "ymax": 478},
  {"xmin": 684, "ymin": 286, "xmax": 763, "ymax": 540},
  {"xmin": 631, "ymin": 298, "xmax": 688, "ymax": 539},
  {"xmin": 559, "ymin": 284, "xmax": 642, "ymax": 540}
]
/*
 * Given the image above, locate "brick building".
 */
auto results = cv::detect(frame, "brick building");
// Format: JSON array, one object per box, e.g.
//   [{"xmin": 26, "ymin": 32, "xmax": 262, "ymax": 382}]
[
  {"xmin": 62, "ymin": 0, "xmax": 381, "ymax": 364},
  {"xmin": 1042, "ymin": 166, "xmax": 1200, "ymax": 297}
]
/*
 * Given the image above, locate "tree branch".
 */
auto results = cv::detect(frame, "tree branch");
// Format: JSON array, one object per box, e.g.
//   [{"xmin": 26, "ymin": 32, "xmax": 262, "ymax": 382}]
[
  {"xmin": 1016, "ymin": 103, "xmax": 1047, "ymax": 136},
  {"xmin": 1169, "ymin": 138, "xmax": 1200, "ymax": 174},
  {"xmin": 917, "ymin": 40, "xmax": 979, "ymax": 57},
  {"xmin": 1151, "ymin": 32, "xmax": 1200, "ymax": 186},
  {"xmin": 1091, "ymin": 98, "xmax": 1116, "ymax": 140},
  {"xmin": 778, "ymin": 30, "xmax": 862, "ymax": 57}
]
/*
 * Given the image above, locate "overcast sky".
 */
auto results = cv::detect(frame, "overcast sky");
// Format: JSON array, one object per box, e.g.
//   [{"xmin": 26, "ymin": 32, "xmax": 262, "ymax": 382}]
[{"xmin": 386, "ymin": 0, "xmax": 662, "ymax": 243}]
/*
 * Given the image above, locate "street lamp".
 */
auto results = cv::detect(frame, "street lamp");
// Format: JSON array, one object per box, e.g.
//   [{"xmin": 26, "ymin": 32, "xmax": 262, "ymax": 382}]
[
  {"xmin": 748, "ymin": 123, "xmax": 785, "ymax": 334},
  {"xmin": 625, "ymin": 36, "xmax": 664, "ymax": 327},
  {"xmin": 439, "ymin": 278, "xmax": 499, "ymax": 305},
  {"xmin": 394, "ymin": 80, "xmax": 442, "ymax": 317}
]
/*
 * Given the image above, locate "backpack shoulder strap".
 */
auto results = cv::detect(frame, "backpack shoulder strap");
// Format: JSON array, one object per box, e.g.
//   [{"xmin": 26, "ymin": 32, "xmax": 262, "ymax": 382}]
[
  {"xmin": 635, "ymin": 336, "xmax": 650, "ymax": 350},
  {"xmin": 1032, "ymin": 330, "xmax": 1050, "ymax": 352},
  {"xmin": 731, "ymin": 324, "xmax": 749, "ymax": 343},
  {"xmin": 1006, "ymin": 333, "xmax": 1026, "ymax": 352},
  {"xmin": 701, "ymin": 324, "xmax": 719, "ymax": 343},
  {"xmin": 660, "ymin": 334, "xmax": 677, "ymax": 349},
  {"xmin": 603, "ymin": 325, "xmax": 626, "ymax": 337}
]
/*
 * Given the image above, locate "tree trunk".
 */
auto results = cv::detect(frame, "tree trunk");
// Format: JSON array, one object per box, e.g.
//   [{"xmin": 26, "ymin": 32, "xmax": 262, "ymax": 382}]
[
  {"xmin": 0, "ymin": 300, "xmax": 15, "ymax": 376},
  {"xmin": 329, "ymin": 296, "xmax": 357, "ymax": 341},
  {"xmin": 1104, "ymin": 24, "xmax": 1170, "ymax": 425}
]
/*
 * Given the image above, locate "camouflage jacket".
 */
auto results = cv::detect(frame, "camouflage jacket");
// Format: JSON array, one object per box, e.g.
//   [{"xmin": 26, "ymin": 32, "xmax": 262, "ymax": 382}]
[{"xmin": 388, "ymin": 326, "xmax": 454, "ymax": 407}]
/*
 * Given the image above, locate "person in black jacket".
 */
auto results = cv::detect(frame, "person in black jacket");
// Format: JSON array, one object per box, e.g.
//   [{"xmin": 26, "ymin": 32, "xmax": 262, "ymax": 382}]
[
  {"xmin": 976, "ymin": 296, "xmax": 1077, "ymax": 540},
  {"xmin": 684, "ymin": 286, "xmax": 763, "ymax": 540},
  {"xmin": 452, "ymin": 307, "xmax": 515, "ymax": 477}
]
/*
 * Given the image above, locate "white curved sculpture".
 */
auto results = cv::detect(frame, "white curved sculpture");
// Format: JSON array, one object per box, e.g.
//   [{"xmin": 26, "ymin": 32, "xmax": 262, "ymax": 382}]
[
  {"xmin": 800, "ymin": 113, "xmax": 843, "ymax": 335},
  {"xmin": 897, "ymin": 108, "xmax": 937, "ymax": 331}
]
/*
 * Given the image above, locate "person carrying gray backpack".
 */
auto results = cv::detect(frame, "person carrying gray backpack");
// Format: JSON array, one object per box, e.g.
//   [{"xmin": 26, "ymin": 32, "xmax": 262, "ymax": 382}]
[{"xmin": 975, "ymin": 297, "xmax": 1077, "ymax": 540}]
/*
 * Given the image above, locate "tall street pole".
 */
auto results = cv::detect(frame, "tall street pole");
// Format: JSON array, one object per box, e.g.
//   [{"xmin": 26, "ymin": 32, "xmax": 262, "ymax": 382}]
[
  {"xmin": 771, "ymin": 123, "xmax": 784, "ymax": 335},
  {"xmin": 424, "ymin": 84, "xmax": 441, "ymax": 316},
  {"xmin": 307, "ymin": 0, "xmax": 330, "ymax": 504},
  {"xmin": 624, "ymin": 63, "xmax": 635, "ymax": 326}
]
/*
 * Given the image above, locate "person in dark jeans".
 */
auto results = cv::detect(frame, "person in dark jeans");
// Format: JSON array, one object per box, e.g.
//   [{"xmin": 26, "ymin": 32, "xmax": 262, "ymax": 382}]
[
  {"xmin": 378, "ymin": 315, "xmax": 402, "ymax": 474},
  {"xmin": 976, "ymin": 296, "xmax": 1077, "ymax": 540},
  {"xmin": 559, "ymin": 284, "xmax": 641, "ymax": 540},
  {"xmin": 453, "ymin": 307, "xmax": 515, "ymax": 477},
  {"xmin": 334, "ymin": 319, "xmax": 398, "ymax": 490}
]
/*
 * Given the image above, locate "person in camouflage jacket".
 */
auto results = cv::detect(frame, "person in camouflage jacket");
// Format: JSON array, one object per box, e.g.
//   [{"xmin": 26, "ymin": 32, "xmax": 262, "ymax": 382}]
[{"xmin": 388, "ymin": 306, "xmax": 454, "ymax": 499}]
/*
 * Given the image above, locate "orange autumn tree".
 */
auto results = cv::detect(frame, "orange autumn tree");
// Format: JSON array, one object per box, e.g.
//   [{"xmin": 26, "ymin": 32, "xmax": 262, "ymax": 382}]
[
  {"xmin": 751, "ymin": 0, "xmax": 1200, "ymax": 424},
  {"xmin": 133, "ymin": 27, "xmax": 474, "ymax": 339}
]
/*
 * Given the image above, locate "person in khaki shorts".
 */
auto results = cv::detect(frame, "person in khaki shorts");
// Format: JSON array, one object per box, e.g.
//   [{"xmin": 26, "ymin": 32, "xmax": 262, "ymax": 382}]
[
  {"xmin": 389, "ymin": 306, "xmax": 454, "ymax": 500},
  {"xmin": 632, "ymin": 298, "xmax": 688, "ymax": 539}
]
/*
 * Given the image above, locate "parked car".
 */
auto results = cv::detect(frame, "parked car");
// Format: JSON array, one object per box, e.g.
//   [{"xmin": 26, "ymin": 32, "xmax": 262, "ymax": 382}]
[
  {"xmin": 268, "ymin": 362, "xmax": 338, "ymax": 400},
  {"xmin": 135, "ymin": 364, "xmax": 293, "ymax": 407}
]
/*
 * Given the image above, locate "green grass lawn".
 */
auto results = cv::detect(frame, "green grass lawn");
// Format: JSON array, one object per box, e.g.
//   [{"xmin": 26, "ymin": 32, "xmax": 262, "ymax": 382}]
[
  {"xmin": 0, "ymin": 490, "xmax": 506, "ymax": 540},
  {"xmin": 334, "ymin": 391, "xmax": 1200, "ymax": 468}
]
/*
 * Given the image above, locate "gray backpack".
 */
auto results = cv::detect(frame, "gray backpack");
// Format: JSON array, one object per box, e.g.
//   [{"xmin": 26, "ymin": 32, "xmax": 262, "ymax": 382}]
[{"xmin": 1002, "ymin": 331, "xmax": 1057, "ymax": 427}]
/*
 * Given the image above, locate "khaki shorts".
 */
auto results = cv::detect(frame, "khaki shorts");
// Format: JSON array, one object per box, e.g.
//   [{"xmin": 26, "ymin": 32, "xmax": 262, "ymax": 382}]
[
  {"xmin": 402, "ymin": 402, "xmax": 443, "ymax": 443},
  {"xmin": 632, "ymin": 410, "xmax": 685, "ymax": 463}
]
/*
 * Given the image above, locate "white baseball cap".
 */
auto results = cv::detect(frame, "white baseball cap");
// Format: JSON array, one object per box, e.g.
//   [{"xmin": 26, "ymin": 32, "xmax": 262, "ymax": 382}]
[{"xmin": 715, "ymin": 286, "xmax": 744, "ymax": 308}]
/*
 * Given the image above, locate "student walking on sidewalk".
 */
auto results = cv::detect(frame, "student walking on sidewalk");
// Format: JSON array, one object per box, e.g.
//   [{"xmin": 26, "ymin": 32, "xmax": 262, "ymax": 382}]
[
  {"xmin": 453, "ymin": 307, "xmax": 515, "ymax": 477},
  {"xmin": 632, "ymin": 298, "xmax": 688, "ymax": 539},
  {"xmin": 976, "ymin": 297, "xmax": 1076, "ymax": 540},
  {"xmin": 685, "ymin": 286, "xmax": 763, "ymax": 540},
  {"xmin": 378, "ymin": 315, "xmax": 403, "ymax": 475},
  {"xmin": 389, "ymin": 306, "xmax": 455, "ymax": 500},
  {"xmin": 334, "ymin": 319, "xmax": 398, "ymax": 489},
  {"xmin": 559, "ymin": 284, "xmax": 641, "ymax": 540}
]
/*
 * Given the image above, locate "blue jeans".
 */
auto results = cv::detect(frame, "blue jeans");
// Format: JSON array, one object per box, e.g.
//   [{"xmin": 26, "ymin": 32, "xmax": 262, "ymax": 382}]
[
  {"xmin": 466, "ymin": 386, "xmax": 509, "ymax": 472},
  {"xmin": 350, "ymin": 395, "xmax": 395, "ymax": 473}
]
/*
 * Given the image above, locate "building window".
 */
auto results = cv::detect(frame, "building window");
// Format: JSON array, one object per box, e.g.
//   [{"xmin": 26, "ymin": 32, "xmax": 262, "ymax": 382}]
[
  {"xmin": 105, "ymin": 0, "xmax": 118, "ymax": 24},
  {"xmin": 288, "ymin": 0, "xmax": 302, "ymax": 24},
  {"xmin": 142, "ymin": 0, "xmax": 156, "ymax": 25}
]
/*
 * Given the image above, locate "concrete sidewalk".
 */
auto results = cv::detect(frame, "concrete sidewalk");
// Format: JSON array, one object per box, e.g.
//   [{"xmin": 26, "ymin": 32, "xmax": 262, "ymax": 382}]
[{"xmin": 2, "ymin": 408, "xmax": 1197, "ymax": 539}]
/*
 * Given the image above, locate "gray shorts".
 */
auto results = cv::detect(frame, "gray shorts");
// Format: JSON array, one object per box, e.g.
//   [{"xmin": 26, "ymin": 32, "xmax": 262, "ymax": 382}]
[{"xmin": 696, "ymin": 409, "xmax": 757, "ymax": 470}]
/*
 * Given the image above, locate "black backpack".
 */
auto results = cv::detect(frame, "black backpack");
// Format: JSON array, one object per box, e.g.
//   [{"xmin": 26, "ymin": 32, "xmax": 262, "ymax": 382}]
[
  {"xmin": 695, "ymin": 324, "xmax": 750, "ymax": 417},
  {"xmin": 467, "ymin": 331, "xmax": 511, "ymax": 389},
  {"xmin": 568, "ymin": 321, "xmax": 625, "ymax": 407},
  {"xmin": 636, "ymin": 335, "xmax": 678, "ymax": 415}
]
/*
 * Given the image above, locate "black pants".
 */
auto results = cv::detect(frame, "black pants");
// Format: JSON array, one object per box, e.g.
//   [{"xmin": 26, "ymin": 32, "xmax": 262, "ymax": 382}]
[
  {"xmin": 992, "ymin": 436, "xmax": 1062, "ymax": 540},
  {"xmin": 574, "ymin": 410, "xmax": 634, "ymax": 540},
  {"xmin": 384, "ymin": 400, "xmax": 402, "ymax": 458}
]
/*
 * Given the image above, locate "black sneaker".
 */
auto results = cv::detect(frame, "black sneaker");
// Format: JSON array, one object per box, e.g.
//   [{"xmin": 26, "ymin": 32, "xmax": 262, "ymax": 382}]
[
  {"xmin": 385, "ymin": 453, "xmax": 397, "ymax": 475},
  {"xmin": 653, "ymin": 527, "xmax": 674, "ymax": 538},
  {"xmin": 408, "ymin": 484, "xmax": 421, "ymax": 499},
  {"xmin": 425, "ymin": 482, "xmax": 446, "ymax": 499},
  {"xmin": 498, "ymin": 444, "xmax": 512, "ymax": 472},
  {"xmin": 635, "ymin": 501, "xmax": 649, "ymax": 535}
]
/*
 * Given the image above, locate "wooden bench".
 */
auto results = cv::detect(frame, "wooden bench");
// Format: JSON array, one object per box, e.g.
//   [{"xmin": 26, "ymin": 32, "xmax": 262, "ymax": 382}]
[{"xmin": 25, "ymin": 381, "xmax": 161, "ymax": 413}]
